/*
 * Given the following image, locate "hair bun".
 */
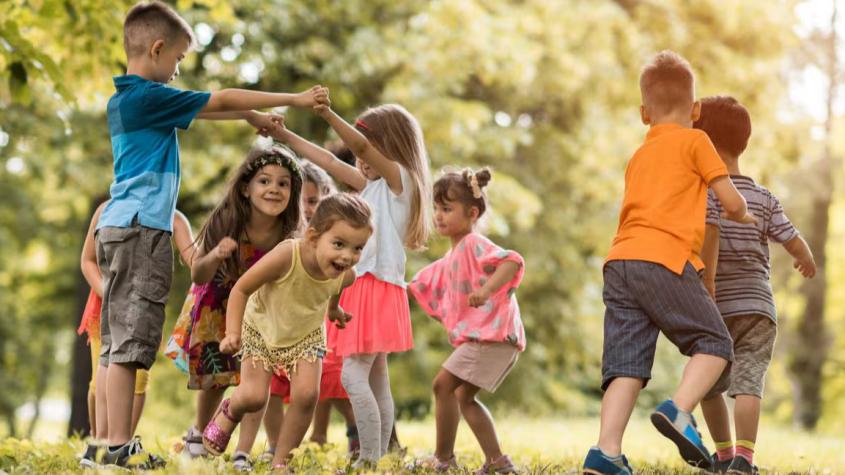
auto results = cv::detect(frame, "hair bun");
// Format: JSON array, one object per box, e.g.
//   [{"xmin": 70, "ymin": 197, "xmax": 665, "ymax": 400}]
[{"xmin": 473, "ymin": 167, "xmax": 492, "ymax": 189}]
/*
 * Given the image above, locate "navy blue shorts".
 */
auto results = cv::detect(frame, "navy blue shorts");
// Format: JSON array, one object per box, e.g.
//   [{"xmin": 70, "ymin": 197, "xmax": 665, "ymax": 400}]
[{"xmin": 601, "ymin": 260, "xmax": 733, "ymax": 391}]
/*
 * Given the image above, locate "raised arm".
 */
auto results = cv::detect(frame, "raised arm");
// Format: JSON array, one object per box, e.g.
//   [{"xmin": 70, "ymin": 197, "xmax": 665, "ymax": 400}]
[
  {"xmin": 701, "ymin": 223, "xmax": 720, "ymax": 299},
  {"xmin": 316, "ymin": 105, "xmax": 403, "ymax": 194},
  {"xmin": 172, "ymin": 210, "xmax": 197, "ymax": 268},
  {"xmin": 783, "ymin": 235, "xmax": 817, "ymax": 278},
  {"xmin": 220, "ymin": 241, "xmax": 293, "ymax": 354},
  {"xmin": 80, "ymin": 202, "xmax": 107, "ymax": 297},
  {"xmin": 709, "ymin": 176, "xmax": 756, "ymax": 224},
  {"xmin": 272, "ymin": 126, "xmax": 367, "ymax": 191},
  {"xmin": 200, "ymin": 86, "xmax": 324, "ymax": 114}
]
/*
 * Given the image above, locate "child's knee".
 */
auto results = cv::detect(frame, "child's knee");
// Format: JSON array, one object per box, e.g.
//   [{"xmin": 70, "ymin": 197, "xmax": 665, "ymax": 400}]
[
  {"xmin": 293, "ymin": 388, "xmax": 319, "ymax": 410},
  {"xmin": 455, "ymin": 387, "xmax": 477, "ymax": 406},
  {"xmin": 432, "ymin": 374, "xmax": 453, "ymax": 397},
  {"xmin": 238, "ymin": 389, "xmax": 269, "ymax": 413}
]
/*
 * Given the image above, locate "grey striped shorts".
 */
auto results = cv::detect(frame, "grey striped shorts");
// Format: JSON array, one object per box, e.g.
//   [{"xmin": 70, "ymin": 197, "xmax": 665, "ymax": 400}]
[{"xmin": 601, "ymin": 260, "xmax": 734, "ymax": 391}]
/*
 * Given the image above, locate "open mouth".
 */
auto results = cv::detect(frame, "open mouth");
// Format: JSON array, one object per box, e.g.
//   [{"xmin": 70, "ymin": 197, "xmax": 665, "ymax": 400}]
[{"xmin": 331, "ymin": 262, "xmax": 348, "ymax": 273}]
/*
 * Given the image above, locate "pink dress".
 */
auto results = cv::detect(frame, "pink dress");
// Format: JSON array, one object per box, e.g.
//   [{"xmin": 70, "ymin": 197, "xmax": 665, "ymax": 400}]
[{"xmin": 409, "ymin": 233, "xmax": 526, "ymax": 351}]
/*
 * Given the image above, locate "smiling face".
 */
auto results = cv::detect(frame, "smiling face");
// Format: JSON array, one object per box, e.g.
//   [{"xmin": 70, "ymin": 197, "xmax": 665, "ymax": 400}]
[
  {"xmin": 308, "ymin": 220, "xmax": 372, "ymax": 278},
  {"xmin": 243, "ymin": 165, "xmax": 292, "ymax": 218},
  {"xmin": 434, "ymin": 199, "xmax": 477, "ymax": 238},
  {"xmin": 151, "ymin": 34, "xmax": 190, "ymax": 83}
]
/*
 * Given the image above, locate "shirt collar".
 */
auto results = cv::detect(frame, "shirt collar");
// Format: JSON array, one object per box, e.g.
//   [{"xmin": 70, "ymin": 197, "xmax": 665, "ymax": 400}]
[
  {"xmin": 645, "ymin": 123, "xmax": 685, "ymax": 140},
  {"xmin": 113, "ymin": 74, "xmax": 149, "ymax": 91}
]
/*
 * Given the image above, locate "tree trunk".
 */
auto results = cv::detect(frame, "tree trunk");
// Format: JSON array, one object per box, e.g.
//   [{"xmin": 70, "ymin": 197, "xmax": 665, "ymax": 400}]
[{"xmin": 788, "ymin": 0, "xmax": 836, "ymax": 431}]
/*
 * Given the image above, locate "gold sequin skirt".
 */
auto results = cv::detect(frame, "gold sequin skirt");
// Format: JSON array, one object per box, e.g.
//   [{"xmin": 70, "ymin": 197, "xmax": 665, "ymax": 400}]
[{"xmin": 239, "ymin": 322, "xmax": 326, "ymax": 377}]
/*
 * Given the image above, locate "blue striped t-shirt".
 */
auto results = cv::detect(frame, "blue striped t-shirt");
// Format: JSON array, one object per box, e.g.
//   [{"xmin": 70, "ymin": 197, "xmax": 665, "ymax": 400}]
[{"xmin": 97, "ymin": 74, "xmax": 210, "ymax": 232}]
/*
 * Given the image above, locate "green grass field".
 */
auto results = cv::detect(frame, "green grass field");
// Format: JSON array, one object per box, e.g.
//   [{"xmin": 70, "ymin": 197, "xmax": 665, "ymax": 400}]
[{"xmin": 1, "ymin": 414, "xmax": 843, "ymax": 474}]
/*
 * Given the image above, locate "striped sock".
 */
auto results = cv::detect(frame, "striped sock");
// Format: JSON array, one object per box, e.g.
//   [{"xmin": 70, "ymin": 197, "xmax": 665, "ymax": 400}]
[
  {"xmin": 736, "ymin": 439, "xmax": 755, "ymax": 463},
  {"xmin": 715, "ymin": 440, "xmax": 735, "ymax": 461}
]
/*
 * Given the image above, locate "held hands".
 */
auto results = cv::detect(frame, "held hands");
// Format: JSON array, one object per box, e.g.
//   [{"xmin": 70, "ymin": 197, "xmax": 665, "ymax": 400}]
[
  {"xmin": 468, "ymin": 288, "xmax": 491, "ymax": 308},
  {"xmin": 794, "ymin": 257, "xmax": 817, "ymax": 278},
  {"xmin": 312, "ymin": 87, "xmax": 331, "ymax": 117},
  {"xmin": 328, "ymin": 305, "xmax": 353, "ymax": 329},
  {"xmin": 247, "ymin": 111, "xmax": 284, "ymax": 136},
  {"xmin": 220, "ymin": 332, "xmax": 241, "ymax": 354},
  {"xmin": 214, "ymin": 237, "xmax": 238, "ymax": 261},
  {"xmin": 296, "ymin": 85, "xmax": 331, "ymax": 108}
]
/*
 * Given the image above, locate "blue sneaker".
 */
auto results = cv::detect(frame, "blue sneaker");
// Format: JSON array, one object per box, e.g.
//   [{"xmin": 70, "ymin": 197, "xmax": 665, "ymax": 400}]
[
  {"xmin": 582, "ymin": 447, "xmax": 633, "ymax": 475},
  {"xmin": 650, "ymin": 399, "xmax": 712, "ymax": 469}
]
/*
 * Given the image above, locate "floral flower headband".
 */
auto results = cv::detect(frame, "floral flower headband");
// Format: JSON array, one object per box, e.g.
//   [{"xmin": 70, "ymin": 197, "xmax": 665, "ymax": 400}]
[{"xmin": 245, "ymin": 149, "xmax": 300, "ymax": 177}]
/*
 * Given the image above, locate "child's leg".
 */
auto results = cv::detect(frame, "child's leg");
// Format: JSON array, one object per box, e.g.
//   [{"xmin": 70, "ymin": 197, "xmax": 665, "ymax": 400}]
[
  {"xmin": 432, "ymin": 368, "xmax": 462, "ymax": 461},
  {"xmin": 272, "ymin": 359, "xmax": 322, "ymax": 466},
  {"xmin": 235, "ymin": 402, "xmax": 269, "ymax": 454},
  {"xmin": 88, "ymin": 338, "xmax": 100, "ymax": 439},
  {"xmin": 106, "ymin": 362, "xmax": 138, "ymax": 446},
  {"xmin": 262, "ymin": 395, "xmax": 285, "ymax": 452},
  {"xmin": 130, "ymin": 393, "xmax": 145, "ymax": 436},
  {"xmin": 734, "ymin": 395, "xmax": 761, "ymax": 458},
  {"xmin": 597, "ymin": 377, "xmax": 642, "ymax": 457},
  {"xmin": 309, "ymin": 400, "xmax": 331, "ymax": 444},
  {"xmin": 455, "ymin": 381, "xmax": 504, "ymax": 463},
  {"xmin": 673, "ymin": 354, "xmax": 728, "ymax": 412},
  {"xmin": 95, "ymin": 365, "xmax": 108, "ymax": 439},
  {"xmin": 701, "ymin": 393, "xmax": 733, "ymax": 460},
  {"xmin": 196, "ymin": 388, "xmax": 226, "ymax": 431},
  {"xmin": 368, "ymin": 353, "xmax": 394, "ymax": 457},
  {"xmin": 334, "ymin": 398, "xmax": 356, "ymax": 427},
  {"xmin": 211, "ymin": 357, "xmax": 273, "ymax": 435},
  {"xmin": 342, "ymin": 354, "xmax": 381, "ymax": 461}
]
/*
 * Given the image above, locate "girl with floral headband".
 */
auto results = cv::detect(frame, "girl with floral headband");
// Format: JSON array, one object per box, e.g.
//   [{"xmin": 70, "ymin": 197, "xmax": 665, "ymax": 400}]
[
  {"xmin": 409, "ymin": 167, "xmax": 526, "ymax": 474},
  {"xmin": 165, "ymin": 144, "xmax": 302, "ymax": 470}
]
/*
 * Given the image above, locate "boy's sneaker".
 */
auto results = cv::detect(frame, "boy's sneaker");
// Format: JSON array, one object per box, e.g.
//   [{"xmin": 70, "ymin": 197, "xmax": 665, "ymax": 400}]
[
  {"xmin": 650, "ymin": 399, "xmax": 712, "ymax": 470},
  {"xmin": 710, "ymin": 453, "xmax": 733, "ymax": 474},
  {"xmin": 182, "ymin": 426, "xmax": 208, "ymax": 458},
  {"xmin": 101, "ymin": 437, "xmax": 166, "ymax": 470},
  {"xmin": 79, "ymin": 441, "xmax": 104, "ymax": 468},
  {"xmin": 582, "ymin": 447, "xmax": 633, "ymax": 475},
  {"xmin": 726, "ymin": 456, "xmax": 759, "ymax": 475},
  {"xmin": 232, "ymin": 450, "xmax": 253, "ymax": 472}
]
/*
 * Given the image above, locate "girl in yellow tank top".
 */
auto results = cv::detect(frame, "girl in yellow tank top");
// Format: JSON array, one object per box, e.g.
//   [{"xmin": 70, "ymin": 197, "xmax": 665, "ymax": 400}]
[{"xmin": 201, "ymin": 193, "xmax": 373, "ymax": 471}]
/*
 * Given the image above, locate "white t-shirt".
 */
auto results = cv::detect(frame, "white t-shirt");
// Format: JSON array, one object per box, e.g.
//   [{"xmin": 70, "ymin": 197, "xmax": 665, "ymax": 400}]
[{"xmin": 355, "ymin": 166, "xmax": 412, "ymax": 287}]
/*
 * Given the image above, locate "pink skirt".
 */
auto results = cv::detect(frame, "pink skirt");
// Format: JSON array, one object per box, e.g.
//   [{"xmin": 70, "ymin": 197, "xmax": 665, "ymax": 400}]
[{"xmin": 328, "ymin": 273, "xmax": 413, "ymax": 357}]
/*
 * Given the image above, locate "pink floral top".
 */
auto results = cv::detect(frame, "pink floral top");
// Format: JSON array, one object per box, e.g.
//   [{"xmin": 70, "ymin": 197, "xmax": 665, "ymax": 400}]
[{"xmin": 409, "ymin": 233, "xmax": 526, "ymax": 351}]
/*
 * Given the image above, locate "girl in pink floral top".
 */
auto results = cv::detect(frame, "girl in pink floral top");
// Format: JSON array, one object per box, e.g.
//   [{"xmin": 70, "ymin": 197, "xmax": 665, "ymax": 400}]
[{"xmin": 408, "ymin": 168, "xmax": 525, "ymax": 474}]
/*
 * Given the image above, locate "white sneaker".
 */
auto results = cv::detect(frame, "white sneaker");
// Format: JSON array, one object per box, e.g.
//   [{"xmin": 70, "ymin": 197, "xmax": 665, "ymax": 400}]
[
  {"xmin": 182, "ymin": 426, "xmax": 208, "ymax": 458},
  {"xmin": 232, "ymin": 451, "xmax": 253, "ymax": 472}
]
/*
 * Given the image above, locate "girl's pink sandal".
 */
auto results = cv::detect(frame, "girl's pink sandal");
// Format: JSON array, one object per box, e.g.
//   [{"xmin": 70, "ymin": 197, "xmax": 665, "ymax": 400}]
[{"xmin": 202, "ymin": 399, "xmax": 240, "ymax": 456}]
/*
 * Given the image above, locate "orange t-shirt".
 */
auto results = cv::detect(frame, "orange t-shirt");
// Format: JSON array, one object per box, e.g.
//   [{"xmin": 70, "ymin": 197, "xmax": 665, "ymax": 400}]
[{"xmin": 606, "ymin": 124, "xmax": 728, "ymax": 275}]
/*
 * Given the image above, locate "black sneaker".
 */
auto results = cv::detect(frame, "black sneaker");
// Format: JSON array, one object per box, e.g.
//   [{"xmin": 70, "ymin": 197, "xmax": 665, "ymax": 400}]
[
  {"xmin": 709, "ymin": 452, "xmax": 733, "ymax": 474},
  {"xmin": 79, "ymin": 442, "xmax": 104, "ymax": 468},
  {"xmin": 726, "ymin": 456, "xmax": 759, "ymax": 475},
  {"xmin": 101, "ymin": 437, "xmax": 166, "ymax": 470}
]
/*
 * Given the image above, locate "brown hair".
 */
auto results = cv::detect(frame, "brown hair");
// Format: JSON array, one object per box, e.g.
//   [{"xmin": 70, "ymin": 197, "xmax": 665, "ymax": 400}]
[
  {"xmin": 300, "ymin": 160, "xmax": 336, "ymax": 197},
  {"xmin": 124, "ymin": 1, "xmax": 196, "ymax": 58},
  {"xmin": 693, "ymin": 96, "xmax": 752, "ymax": 158},
  {"xmin": 196, "ymin": 144, "xmax": 302, "ymax": 282},
  {"xmin": 640, "ymin": 50, "xmax": 695, "ymax": 117},
  {"xmin": 308, "ymin": 193, "xmax": 373, "ymax": 236},
  {"xmin": 433, "ymin": 167, "xmax": 492, "ymax": 217},
  {"xmin": 355, "ymin": 104, "xmax": 432, "ymax": 249}
]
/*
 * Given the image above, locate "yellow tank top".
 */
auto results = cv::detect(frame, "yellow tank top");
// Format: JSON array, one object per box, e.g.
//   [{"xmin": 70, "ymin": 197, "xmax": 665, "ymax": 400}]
[{"xmin": 243, "ymin": 239, "xmax": 345, "ymax": 348}]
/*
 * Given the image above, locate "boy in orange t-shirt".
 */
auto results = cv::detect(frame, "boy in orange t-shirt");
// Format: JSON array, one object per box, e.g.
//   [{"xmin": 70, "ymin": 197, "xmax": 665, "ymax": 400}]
[{"xmin": 582, "ymin": 51, "xmax": 757, "ymax": 475}]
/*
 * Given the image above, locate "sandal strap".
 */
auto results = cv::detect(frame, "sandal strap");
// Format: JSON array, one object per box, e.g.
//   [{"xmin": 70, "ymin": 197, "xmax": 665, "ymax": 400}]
[{"xmin": 221, "ymin": 399, "xmax": 242, "ymax": 424}]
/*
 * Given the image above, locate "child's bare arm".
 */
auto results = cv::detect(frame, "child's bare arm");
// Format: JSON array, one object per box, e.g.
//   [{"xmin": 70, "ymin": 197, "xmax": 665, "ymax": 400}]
[
  {"xmin": 272, "ymin": 126, "xmax": 367, "ymax": 191},
  {"xmin": 80, "ymin": 202, "xmax": 107, "ymax": 297},
  {"xmin": 315, "ymin": 104, "xmax": 403, "ymax": 194},
  {"xmin": 201, "ymin": 86, "xmax": 325, "ymax": 114},
  {"xmin": 783, "ymin": 235, "xmax": 817, "ymax": 278},
  {"xmin": 327, "ymin": 270, "xmax": 357, "ymax": 329},
  {"xmin": 468, "ymin": 260, "xmax": 521, "ymax": 308},
  {"xmin": 190, "ymin": 237, "xmax": 238, "ymax": 284},
  {"xmin": 195, "ymin": 110, "xmax": 283, "ymax": 134},
  {"xmin": 701, "ymin": 223, "xmax": 720, "ymax": 299},
  {"xmin": 171, "ymin": 211, "xmax": 197, "ymax": 268},
  {"xmin": 220, "ymin": 241, "xmax": 293, "ymax": 354},
  {"xmin": 710, "ymin": 176, "xmax": 756, "ymax": 224}
]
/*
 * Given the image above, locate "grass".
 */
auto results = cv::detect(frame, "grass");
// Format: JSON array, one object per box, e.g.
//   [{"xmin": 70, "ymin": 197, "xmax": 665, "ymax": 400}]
[{"xmin": 1, "ymin": 414, "xmax": 843, "ymax": 474}]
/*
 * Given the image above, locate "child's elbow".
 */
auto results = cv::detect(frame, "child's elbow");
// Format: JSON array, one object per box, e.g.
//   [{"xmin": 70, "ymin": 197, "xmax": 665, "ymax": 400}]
[
  {"xmin": 724, "ymin": 198, "xmax": 747, "ymax": 219},
  {"xmin": 348, "ymin": 138, "xmax": 370, "ymax": 158}
]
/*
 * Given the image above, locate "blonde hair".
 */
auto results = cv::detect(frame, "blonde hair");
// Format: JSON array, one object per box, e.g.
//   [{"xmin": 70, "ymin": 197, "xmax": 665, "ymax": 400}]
[{"xmin": 355, "ymin": 104, "xmax": 431, "ymax": 249}]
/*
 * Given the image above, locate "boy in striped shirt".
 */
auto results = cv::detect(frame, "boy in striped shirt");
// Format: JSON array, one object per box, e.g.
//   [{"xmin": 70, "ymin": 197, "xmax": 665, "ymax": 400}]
[{"xmin": 696, "ymin": 96, "xmax": 816, "ymax": 474}]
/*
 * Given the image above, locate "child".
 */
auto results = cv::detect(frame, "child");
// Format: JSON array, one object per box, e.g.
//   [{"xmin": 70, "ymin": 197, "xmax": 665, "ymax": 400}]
[
  {"xmin": 202, "ymin": 193, "xmax": 373, "ymax": 471},
  {"xmin": 694, "ymin": 96, "xmax": 816, "ymax": 474},
  {"xmin": 581, "ymin": 51, "xmax": 757, "ymax": 475},
  {"xmin": 94, "ymin": 1, "xmax": 326, "ymax": 467},
  {"xmin": 165, "ymin": 145, "xmax": 303, "ymax": 470},
  {"xmin": 273, "ymin": 101, "xmax": 432, "ymax": 465},
  {"xmin": 408, "ymin": 168, "xmax": 525, "ymax": 473},
  {"xmin": 78, "ymin": 201, "xmax": 195, "ymax": 468}
]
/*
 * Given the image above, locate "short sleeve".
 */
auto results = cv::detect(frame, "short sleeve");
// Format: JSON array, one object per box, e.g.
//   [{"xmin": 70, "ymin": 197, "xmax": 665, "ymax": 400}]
[
  {"xmin": 767, "ymin": 192, "xmax": 799, "ymax": 244},
  {"xmin": 142, "ymin": 83, "xmax": 211, "ymax": 130},
  {"xmin": 692, "ymin": 132, "xmax": 729, "ymax": 184},
  {"xmin": 706, "ymin": 188, "xmax": 721, "ymax": 226},
  {"xmin": 473, "ymin": 236, "xmax": 526, "ymax": 290}
]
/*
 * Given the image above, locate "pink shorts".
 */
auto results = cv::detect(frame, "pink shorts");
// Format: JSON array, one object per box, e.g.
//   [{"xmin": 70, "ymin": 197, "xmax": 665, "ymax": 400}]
[{"xmin": 443, "ymin": 342, "xmax": 519, "ymax": 393}]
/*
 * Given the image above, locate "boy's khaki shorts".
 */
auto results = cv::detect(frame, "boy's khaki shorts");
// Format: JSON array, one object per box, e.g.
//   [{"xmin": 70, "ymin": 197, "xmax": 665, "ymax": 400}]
[
  {"xmin": 96, "ymin": 223, "xmax": 172, "ymax": 370},
  {"xmin": 706, "ymin": 314, "xmax": 776, "ymax": 400}
]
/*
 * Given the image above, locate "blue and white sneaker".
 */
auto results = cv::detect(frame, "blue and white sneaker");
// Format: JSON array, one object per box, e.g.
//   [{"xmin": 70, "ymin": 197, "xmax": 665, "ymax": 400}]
[
  {"xmin": 650, "ymin": 399, "xmax": 713, "ymax": 470},
  {"xmin": 582, "ymin": 447, "xmax": 633, "ymax": 475}
]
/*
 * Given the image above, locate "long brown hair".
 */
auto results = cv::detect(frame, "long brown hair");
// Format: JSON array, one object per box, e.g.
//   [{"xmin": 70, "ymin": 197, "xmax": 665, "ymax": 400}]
[
  {"xmin": 196, "ymin": 144, "xmax": 302, "ymax": 282},
  {"xmin": 355, "ymin": 104, "xmax": 431, "ymax": 250}
]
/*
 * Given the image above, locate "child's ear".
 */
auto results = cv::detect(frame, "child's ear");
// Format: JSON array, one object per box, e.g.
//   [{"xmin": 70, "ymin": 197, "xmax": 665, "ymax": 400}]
[
  {"xmin": 305, "ymin": 227, "xmax": 320, "ymax": 244},
  {"xmin": 640, "ymin": 105, "xmax": 650, "ymax": 125},
  {"xmin": 691, "ymin": 100, "xmax": 702, "ymax": 122},
  {"xmin": 469, "ymin": 206, "xmax": 480, "ymax": 222},
  {"xmin": 150, "ymin": 39, "xmax": 165, "ymax": 59}
]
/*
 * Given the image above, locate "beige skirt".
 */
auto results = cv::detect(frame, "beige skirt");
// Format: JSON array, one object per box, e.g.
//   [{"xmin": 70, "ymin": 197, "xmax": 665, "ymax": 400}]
[
  {"xmin": 442, "ymin": 342, "xmax": 519, "ymax": 392},
  {"xmin": 239, "ymin": 322, "xmax": 326, "ymax": 377}
]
